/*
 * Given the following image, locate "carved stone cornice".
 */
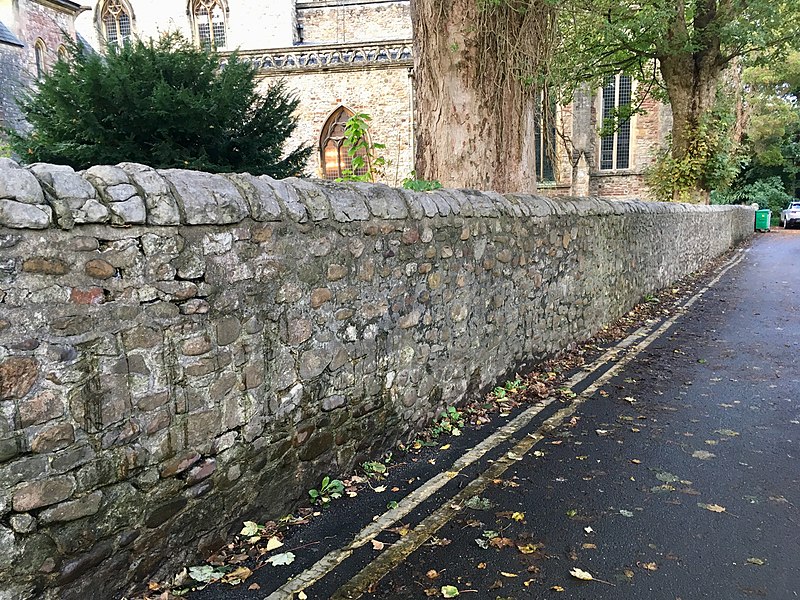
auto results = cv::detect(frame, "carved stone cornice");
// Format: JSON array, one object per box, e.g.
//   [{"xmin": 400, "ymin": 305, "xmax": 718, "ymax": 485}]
[{"xmin": 221, "ymin": 39, "xmax": 413, "ymax": 74}]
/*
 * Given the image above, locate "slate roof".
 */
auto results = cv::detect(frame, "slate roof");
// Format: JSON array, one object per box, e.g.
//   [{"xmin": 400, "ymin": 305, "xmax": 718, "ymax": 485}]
[{"xmin": 0, "ymin": 19, "xmax": 24, "ymax": 48}]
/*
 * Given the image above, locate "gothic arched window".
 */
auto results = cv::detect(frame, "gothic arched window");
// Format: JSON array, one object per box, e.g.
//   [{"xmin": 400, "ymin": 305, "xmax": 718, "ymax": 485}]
[
  {"xmin": 320, "ymin": 106, "xmax": 369, "ymax": 180},
  {"xmin": 101, "ymin": 0, "xmax": 133, "ymax": 46},
  {"xmin": 192, "ymin": 0, "xmax": 227, "ymax": 49},
  {"xmin": 34, "ymin": 39, "xmax": 46, "ymax": 78}
]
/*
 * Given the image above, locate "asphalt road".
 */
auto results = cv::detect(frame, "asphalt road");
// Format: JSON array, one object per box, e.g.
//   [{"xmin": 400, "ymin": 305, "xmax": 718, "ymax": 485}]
[{"xmin": 190, "ymin": 229, "xmax": 799, "ymax": 600}]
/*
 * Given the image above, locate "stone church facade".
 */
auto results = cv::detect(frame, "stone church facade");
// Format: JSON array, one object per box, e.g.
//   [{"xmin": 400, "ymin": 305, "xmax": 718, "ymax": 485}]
[
  {"xmin": 4, "ymin": 0, "xmax": 670, "ymax": 199},
  {"xmin": 0, "ymin": 0, "xmax": 85, "ymax": 138}
]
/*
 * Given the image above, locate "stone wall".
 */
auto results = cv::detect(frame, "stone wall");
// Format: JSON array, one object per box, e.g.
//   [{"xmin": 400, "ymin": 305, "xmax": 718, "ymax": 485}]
[
  {"xmin": 297, "ymin": 0, "xmax": 411, "ymax": 44},
  {"xmin": 260, "ymin": 64, "xmax": 414, "ymax": 184},
  {"xmin": 0, "ymin": 157, "xmax": 754, "ymax": 599}
]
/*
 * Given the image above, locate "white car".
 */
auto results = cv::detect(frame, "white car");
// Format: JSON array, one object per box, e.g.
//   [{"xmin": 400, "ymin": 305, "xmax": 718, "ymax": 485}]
[{"xmin": 780, "ymin": 202, "xmax": 800, "ymax": 229}]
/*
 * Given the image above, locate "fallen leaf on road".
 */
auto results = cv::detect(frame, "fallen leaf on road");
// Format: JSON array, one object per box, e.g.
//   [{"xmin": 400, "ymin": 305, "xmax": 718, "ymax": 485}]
[
  {"xmin": 511, "ymin": 512, "xmax": 525, "ymax": 521},
  {"xmin": 656, "ymin": 471, "xmax": 679, "ymax": 483},
  {"xmin": 518, "ymin": 543, "xmax": 544, "ymax": 554},
  {"xmin": 371, "ymin": 540, "xmax": 384, "ymax": 551},
  {"xmin": 441, "ymin": 585, "xmax": 460, "ymax": 597},
  {"xmin": 266, "ymin": 552, "xmax": 295, "ymax": 566},
  {"xmin": 265, "ymin": 536, "xmax": 283, "ymax": 552},
  {"xmin": 477, "ymin": 562, "xmax": 487, "ymax": 569},
  {"xmin": 715, "ymin": 429, "xmax": 740, "ymax": 437},
  {"xmin": 298, "ymin": 592, "xmax": 307, "ymax": 600},
  {"xmin": 584, "ymin": 526, "xmax": 594, "ymax": 534},
  {"xmin": 619, "ymin": 509, "xmax": 634, "ymax": 517},
  {"xmin": 551, "ymin": 585, "xmax": 565, "ymax": 592},
  {"xmin": 465, "ymin": 496, "xmax": 494, "ymax": 510},
  {"xmin": 426, "ymin": 569, "xmax": 440, "ymax": 579},
  {"xmin": 747, "ymin": 558, "xmax": 766, "ymax": 566},
  {"xmin": 489, "ymin": 537, "xmax": 515, "ymax": 549},
  {"xmin": 247, "ymin": 583, "xmax": 260, "ymax": 590},
  {"xmin": 222, "ymin": 566, "xmax": 252, "ymax": 585},
  {"xmin": 698, "ymin": 503, "xmax": 727, "ymax": 513},
  {"xmin": 570, "ymin": 568, "xmax": 594, "ymax": 581},
  {"xmin": 692, "ymin": 450, "xmax": 716, "ymax": 460},
  {"xmin": 373, "ymin": 485, "xmax": 387, "ymax": 493},
  {"xmin": 582, "ymin": 543, "xmax": 597, "ymax": 549},
  {"xmin": 631, "ymin": 459, "xmax": 641, "ymax": 464},
  {"xmin": 639, "ymin": 562, "xmax": 658, "ymax": 571},
  {"xmin": 501, "ymin": 572, "xmax": 518, "ymax": 578},
  {"xmin": 440, "ymin": 444, "xmax": 451, "ymax": 450},
  {"xmin": 623, "ymin": 569, "xmax": 635, "ymax": 579}
]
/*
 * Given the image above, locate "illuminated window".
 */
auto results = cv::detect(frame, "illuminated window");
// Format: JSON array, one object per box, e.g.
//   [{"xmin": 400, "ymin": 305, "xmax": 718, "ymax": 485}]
[
  {"xmin": 534, "ymin": 90, "xmax": 557, "ymax": 182},
  {"xmin": 193, "ymin": 0, "xmax": 227, "ymax": 49},
  {"xmin": 320, "ymin": 106, "xmax": 369, "ymax": 180},
  {"xmin": 101, "ymin": 0, "xmax": 133, "ymax": 46},
  {"xmin": 599, "ymin": 74, "xmax": 632, "ymax": 170},
  {"xmin": 34, "ymin": 39, "xmax": 46, "ymax": 78}
]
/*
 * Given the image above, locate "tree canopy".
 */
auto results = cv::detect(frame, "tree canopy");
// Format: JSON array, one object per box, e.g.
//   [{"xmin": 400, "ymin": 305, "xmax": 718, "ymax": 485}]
[
  {"xmin": 8, "ymin": 34, "xmax": 310, "ymax": 178},
  {"xmin": 549, "ymin": 0, "xmax": 800, "ymax": 201}
]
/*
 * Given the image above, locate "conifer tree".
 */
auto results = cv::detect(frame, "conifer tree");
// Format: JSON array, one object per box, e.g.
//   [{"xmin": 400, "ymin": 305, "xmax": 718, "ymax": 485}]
[{"xmin": 9, "ymin": 34, "xmax": 310, "ymax": 178}]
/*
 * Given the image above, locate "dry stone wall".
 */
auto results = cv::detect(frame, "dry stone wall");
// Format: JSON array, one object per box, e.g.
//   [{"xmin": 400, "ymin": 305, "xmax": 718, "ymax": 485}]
[{"xmin": 0, "ymin": 157, "xmax": 754, "ymax": 599}]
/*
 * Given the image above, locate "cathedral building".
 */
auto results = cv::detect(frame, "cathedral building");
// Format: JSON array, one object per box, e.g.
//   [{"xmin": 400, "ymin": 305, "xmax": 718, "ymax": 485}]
[{"xmin": 4, "ymin": 0, "xmax": 670, "ymax": 199}]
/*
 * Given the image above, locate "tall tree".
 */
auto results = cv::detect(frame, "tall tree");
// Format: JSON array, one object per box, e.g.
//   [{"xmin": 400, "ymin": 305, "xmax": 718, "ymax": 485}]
[
  {"xmin": 411, "ymin": 0, "xmax": 555, "ymax": 193},
  {"xmin": 551, "ymin": 0, "xmax": 800, "ymax": 202},
  {"xmin": 8, "ymin": 34, "xmax": 310, "ymax": 178}
]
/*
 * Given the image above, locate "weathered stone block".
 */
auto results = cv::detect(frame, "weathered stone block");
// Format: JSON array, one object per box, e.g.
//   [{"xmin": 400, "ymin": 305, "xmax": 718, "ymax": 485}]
[
  {"xmin": 160, "ymin": 450, "xmax": 201, "ymax": 478},
  {"xmin": 225, "ymin": 173, "xmax": 282, "ymax": 221},
  {"xmin": 0, "ymin": 357, "xmax": 38, "ymax": 400},
  {"xmin": 57, "ymin": 540, "xmax": 113, "ymax": 585},
  {"xmin": 30, "ymin": 423, "xmax": 75, "ymax": 453},
  {"xmin": 13, "ymin": 475, "xmax": 76, "ymax": 512},
  {"xmin": 119, "ymin": 163, "xmax": 181, "ymax": 225},
  {"xmin": 215, "ymin": 317, "xmax": 241, "ymax": 346},
  {"xmin": 0, "ymin": 198, "xmax": 52, "ymax": 229},
  {"xmin": 38, "ymin": 490, "xmax": 102, "ymax": 524},
  {"xmin": 160, "ymin": 169, "xmax": 249, "ymax": 225},
  {"xmin": 22, "ymin": 257, "xmax": 69, "ymax": 275}
]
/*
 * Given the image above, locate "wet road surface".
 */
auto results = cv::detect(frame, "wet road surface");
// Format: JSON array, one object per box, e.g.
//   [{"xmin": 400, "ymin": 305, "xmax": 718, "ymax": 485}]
[{"xmin": 191, "ymin": 230, "xmax": 799, "ymax": 600}]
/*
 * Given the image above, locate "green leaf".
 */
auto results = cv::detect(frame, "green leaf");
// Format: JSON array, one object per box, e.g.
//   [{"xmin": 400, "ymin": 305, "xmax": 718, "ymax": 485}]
[{"xmin": 441, "ymin": 585, "xmax": 460, "ymax": 597}]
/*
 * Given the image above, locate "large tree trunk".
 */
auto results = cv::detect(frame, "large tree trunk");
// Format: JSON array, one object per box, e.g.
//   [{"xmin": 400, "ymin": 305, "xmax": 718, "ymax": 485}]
[
  {"xmin": 411, "ymin": 0, "xmax": 550, "ymax": 193},
  {"xmin": 658, "ymin": 1, "xmax": 726, "ymax": 203}
]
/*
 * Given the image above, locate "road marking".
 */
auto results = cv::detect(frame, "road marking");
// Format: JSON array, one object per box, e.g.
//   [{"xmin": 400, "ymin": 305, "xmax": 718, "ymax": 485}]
[{"xmin": 266, "ymin": 249, "xmax": 748, "ymax": 600}]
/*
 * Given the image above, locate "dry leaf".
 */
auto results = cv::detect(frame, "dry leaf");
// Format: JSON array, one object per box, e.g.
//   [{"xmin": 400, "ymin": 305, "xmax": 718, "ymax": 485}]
[
  {"xmin": 371, "ymin": 539, "xmax": 385, "ymax": 551},
  {"xmin": 297, "ymin": 592, "xmax": 307, "ymax": 600},
  {"xmin": 747, "ymin": 557, "xmax": 766, "ymax": 566},
  {"xmin": 477, "ymin": 562, "xmax": 487, "ymax": 569},
  {"xmin": 631, "ymin": 459, "xmax": 641, "ymax": 464},
  {"xmin": 692, "ymin": 450, "xmax": 716, "ymax": 460},
  {"xmin": 518, "ymin": 543, "xmax": 544, "ymax": 554},
  {"xmin": 373, "ymin": 485, "xmax": 387, "ymax": 493},
  {"xmin": 426, "ymin": 569, "xmax": 440, "ymax": 579},
  {"xmin": 640, "ymin": 562, "xmax": 658, "ymax": 571},
  {"xmin": 698, "ymin": 503, "xmax": 726, "ymax": 513},
  {"xmin": 582, "ymin": 543, "xmax": 597, "ymax": 549},
  {"xmin": 265, "ymin": 536, "xmax": 283, "ymax": 552},
  {"xmin": 248, "ymin": 583, "xmax": 260, "ymax": 590},
  {"xmin": 440, "ymin": 444, "xmax": 451, "ymax": 450},
  {"xmin": 511, "ymin": 511, "xmax": 525, "ymax": 521},
  {"xmin": 551, "ymin": 585, "xmax": 565, "ymax": 592},
  {"xmin": 570, "ymin": 567, "xmax": 594, "ymax": 581},
  {"xmin": 500, "ymin": 571, "xmax": 518, "ymax": 578}
]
